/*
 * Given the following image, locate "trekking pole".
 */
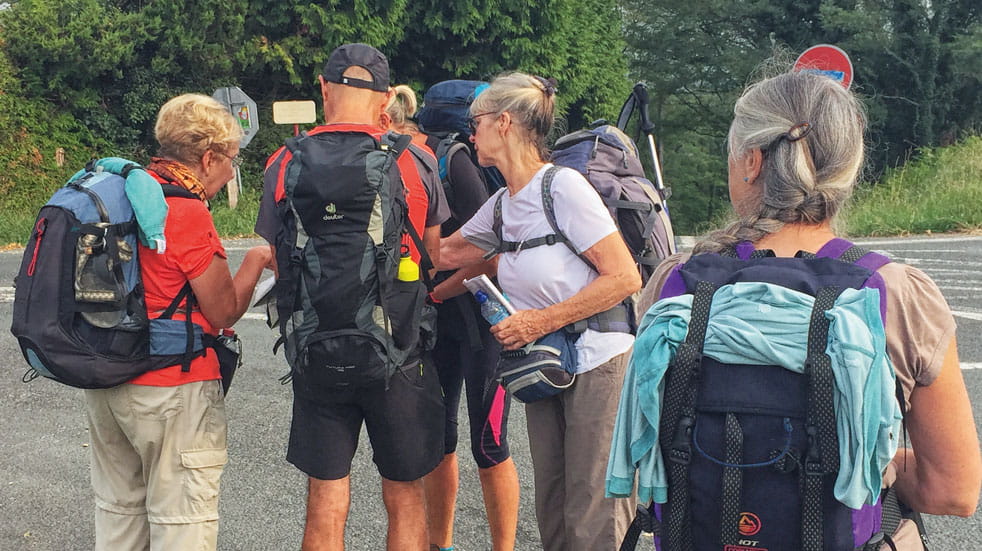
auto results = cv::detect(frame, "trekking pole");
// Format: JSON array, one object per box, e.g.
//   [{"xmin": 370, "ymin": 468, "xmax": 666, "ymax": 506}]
[
  {"xmin": 626, "ymin": 83, "xmax": 676, "ymax": 254},
  {"xmin": 616, "ymin": 89, "xmax": 638, "ymax": 132},
  {"xmin": 633, "ymin": 83, "xmax": 666, "ymax": 193}
]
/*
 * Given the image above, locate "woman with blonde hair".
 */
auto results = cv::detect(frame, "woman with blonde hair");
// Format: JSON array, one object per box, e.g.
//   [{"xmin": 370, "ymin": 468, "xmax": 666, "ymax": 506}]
[
  {"xmin": 84, "ymin": 93, "xmax": 272, "ymax": 551},
  {"xmin": 439, "ymin": 72, "xmax": 641, "ymax": 550},
  {"xmin": 384, "ymin": 83, "xmax": 521, "ymax": 551}
]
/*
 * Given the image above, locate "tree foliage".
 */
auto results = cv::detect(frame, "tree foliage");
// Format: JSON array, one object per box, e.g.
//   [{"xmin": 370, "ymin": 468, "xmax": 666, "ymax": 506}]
[
  {"xmin": 1, "ymin": 0, "xmax": 630, "ymax": 168},
  {"xmin": 621, "ymin": 0, "xmax": 981, "ymax": 233}
]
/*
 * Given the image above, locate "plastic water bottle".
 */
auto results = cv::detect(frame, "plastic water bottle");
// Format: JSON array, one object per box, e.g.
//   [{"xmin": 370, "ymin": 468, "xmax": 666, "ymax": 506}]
[{"xmin": 475, "ymin": 290, "xmax": 509, "ymax": 325}]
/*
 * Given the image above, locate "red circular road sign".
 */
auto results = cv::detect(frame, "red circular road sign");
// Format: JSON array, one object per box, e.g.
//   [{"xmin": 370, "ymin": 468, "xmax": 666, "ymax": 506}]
[{"xmin": 794, "ymin": 44, "xmax": 854, "ymax": 89}]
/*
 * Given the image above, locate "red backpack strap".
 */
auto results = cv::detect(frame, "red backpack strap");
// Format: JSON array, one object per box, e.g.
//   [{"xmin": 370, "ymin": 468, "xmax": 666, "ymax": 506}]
[{"xmin": 265, "ymin": 145, "xmax": 293, "ymax": 203}]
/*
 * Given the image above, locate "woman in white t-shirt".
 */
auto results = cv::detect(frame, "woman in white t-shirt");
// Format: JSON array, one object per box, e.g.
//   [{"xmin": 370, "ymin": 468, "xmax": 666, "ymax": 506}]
[{"xmin": 438, "ymin": 72, "xmax": 641, "ymax": 551}]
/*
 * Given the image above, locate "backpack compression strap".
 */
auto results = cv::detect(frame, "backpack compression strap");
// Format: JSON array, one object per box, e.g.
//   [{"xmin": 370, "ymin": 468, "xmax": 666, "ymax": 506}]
[
  {"xmin": 800, "ymin": 285, "xmax": 844, "ymax": 551},
  {"xmin": 660, "ymin": 280, "xmax": 718, "ymax": 551},
  {"xmin": 157, "ymin": 281, "xmax": 203, "ymax": 372}
]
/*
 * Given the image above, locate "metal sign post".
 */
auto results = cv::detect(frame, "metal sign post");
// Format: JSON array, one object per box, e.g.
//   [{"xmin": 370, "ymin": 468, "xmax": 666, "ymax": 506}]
[{"xmin": 212, "ymin": 87, "xmax": 259, "ymax": 208}]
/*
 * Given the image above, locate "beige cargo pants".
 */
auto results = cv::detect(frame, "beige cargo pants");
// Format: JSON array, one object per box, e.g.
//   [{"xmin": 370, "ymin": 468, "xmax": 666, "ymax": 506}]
[{"xmin": 84, "ymin": 380, "xmax": 227, "ymax": 551}]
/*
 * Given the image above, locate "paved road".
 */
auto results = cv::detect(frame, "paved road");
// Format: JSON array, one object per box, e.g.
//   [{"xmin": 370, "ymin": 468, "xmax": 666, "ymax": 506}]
[{"xmin": 0, "ymin": 234, "xmax": 979, "ymax": 550}]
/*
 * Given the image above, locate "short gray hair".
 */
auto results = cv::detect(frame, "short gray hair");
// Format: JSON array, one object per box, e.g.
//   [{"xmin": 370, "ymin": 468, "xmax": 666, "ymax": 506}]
[{"xmin": 694, "ymin": 70, "xmax": 866, "ymax": 254}]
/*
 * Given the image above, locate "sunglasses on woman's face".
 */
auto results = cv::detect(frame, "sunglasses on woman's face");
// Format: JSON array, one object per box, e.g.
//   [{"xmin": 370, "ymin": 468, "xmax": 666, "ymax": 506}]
[{"xmin": 467, "ymin": 112, "xmax": 497, "ymax": 134}]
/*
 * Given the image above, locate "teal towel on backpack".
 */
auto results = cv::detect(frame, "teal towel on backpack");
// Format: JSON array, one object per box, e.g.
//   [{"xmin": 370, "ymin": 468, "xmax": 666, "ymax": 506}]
[
  {"xmin": 70, "ymin": 157, "xmax": 169, "ymax": 252},
  {"xmin": 605, "ymin": 282, "xmax": 901, "ymax": 509}
]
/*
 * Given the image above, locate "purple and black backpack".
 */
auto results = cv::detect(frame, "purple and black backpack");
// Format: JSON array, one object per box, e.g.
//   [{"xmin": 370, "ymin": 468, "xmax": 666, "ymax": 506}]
[{"xmin": 621, "ymin": 239, "xmax": 922, "ymax": 551}]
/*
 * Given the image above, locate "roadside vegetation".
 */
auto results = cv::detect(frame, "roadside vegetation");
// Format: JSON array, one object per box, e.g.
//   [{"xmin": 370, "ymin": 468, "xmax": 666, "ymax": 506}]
[
  {"xmin": 1, "ymin": 135, "xmax": 978, "ymax": 248},
  {"xmin": 843, "ymin": 136, "xmax": 982, "ymax": 236},
  {"xmin": 1, "ymin": 1, "xmax": 979, "ymax": 246}
]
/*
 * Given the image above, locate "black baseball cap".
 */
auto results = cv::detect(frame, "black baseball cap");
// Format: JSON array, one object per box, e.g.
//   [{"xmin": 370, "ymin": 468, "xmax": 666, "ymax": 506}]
[{"xmin": 322, "ymin": 43, "xmax": 390, "ymax": 92}]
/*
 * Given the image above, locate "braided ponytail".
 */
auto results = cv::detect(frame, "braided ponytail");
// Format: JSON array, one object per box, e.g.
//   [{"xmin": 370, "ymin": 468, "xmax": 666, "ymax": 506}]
[{"xmin": 694, "ymin": 70, "xmax": 866, "ymax": 254}]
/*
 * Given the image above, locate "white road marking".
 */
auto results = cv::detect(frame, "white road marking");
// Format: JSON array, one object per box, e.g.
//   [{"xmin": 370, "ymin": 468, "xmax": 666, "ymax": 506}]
[
  {"xmin": 875, "ymin": 249, "xmax": 964, "ymax": 254},
  {"xmin": 855, "ymin": 236, "xmax": 982, "ymax": 246},
  {"xmin": 933, "ymin": 286, "xmax": 982, "ymax": 292},
  {"xmin": 924, "ymin": 268, "xmax": 982, "ymax": 274},
  {"xmin": 3, "ymin": 288, "xmax": 978, "ymax": 370},
  {"xmin": 896, "ymin": 258, "xmax": 982, "ymax": 268},
  {"xmin": 240, "ymin": 312, "xmax": 268, "ymax": 321}
]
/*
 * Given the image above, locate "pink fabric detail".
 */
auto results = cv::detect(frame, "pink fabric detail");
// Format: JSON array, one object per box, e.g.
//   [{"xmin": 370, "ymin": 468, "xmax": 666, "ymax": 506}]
[{"xmin": 487, "ymin": 386, "xmax": 507, "ymax": 447}]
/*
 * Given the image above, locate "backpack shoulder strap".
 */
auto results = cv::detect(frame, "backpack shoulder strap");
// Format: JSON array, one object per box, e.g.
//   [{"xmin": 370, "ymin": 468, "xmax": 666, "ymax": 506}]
[
  {"xmin": 381, "ymin": 130, "xmax": 413, "ymax": 157},
  {"xmin": 540, "ymin": 166, "xmax": 580, "ymax": 254},
  {"xmin": 434, "ymin": 134, "xmax": 467, "ymax": 183},
  {"xmin": 541, "ymin": 165, "xmax": 601, "ymax": 273},
  {"xmin": 434, "ymin": 134, "xmax": 471, "ymax": 209},
  {"xmin": 816, "ymin": 237, "xmax": 892, "ymax": 271},
  {"xmin": 487, "ymin": 166, "xmax": 576, "ymax": 260},
  {"xmin": 799, "ymin": 284, "xmax": 845, "ymax": 551},
  {"xmin": 660, "ymin": 279, "xmax": 719, "ymax": 549},
  {"xmin": 160, "ymin": 183, "xmax": 200, "ymax": 200},
  {"xmin": 488, "ymin": 190, "xmax": 507, "ymax": 260}
]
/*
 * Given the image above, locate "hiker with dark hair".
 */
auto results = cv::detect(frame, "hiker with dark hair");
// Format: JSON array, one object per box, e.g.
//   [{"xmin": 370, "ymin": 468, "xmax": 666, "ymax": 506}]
[
  {"xmin": 617, "ymin": 68, "xmax": 981, "ymax": 550},
  {"xmin": 84, "ymin": 93, "xmax": 273, "ymax": 551},
  {"xmin": 384, "ymin": 82, "xmax": 521, "ymax": 551},
  {"xmin": 255, "ymin": 44, "xmax": 449, "ymax": 550},
  {"xmin": 439, "ymin": 71, "xmax": 641, "ymax": 551}
]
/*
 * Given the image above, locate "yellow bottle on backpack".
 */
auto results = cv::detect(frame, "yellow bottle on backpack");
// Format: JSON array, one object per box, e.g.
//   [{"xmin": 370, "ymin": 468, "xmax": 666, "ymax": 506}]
[{"xmin": 397, "ymin": 246, "xmax": 419, "ymax": 282}]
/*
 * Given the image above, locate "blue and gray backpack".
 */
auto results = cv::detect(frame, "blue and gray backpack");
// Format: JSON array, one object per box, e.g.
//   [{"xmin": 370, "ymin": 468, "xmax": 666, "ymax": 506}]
[
  {"xmin": 11, "ymin": 160, "xmax": 206, "ymax": 388},
  {"xmin": 618, "ymin": 239, "xmax": 920, "ymax": 551},
  {"xmin": 550, "ymin": 125, "xmax": 675, "ymax": 284}
]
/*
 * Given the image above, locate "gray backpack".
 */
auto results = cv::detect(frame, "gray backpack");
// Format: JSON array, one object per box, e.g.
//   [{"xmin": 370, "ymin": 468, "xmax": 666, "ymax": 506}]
[{"xmin": 549, "ymin": 125, "xmax": 675, "ymax": 284}]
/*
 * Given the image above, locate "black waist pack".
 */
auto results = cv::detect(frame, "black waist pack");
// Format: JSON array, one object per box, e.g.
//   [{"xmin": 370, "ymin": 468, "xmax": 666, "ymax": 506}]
[{"xmin": 497, "ymin": 329, "xmax": 579, "ymax": 403}]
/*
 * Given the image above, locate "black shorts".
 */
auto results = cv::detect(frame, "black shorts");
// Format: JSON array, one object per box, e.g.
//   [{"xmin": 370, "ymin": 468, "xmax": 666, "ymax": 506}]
[
  {"xmin": 287, "ymin": 357, "xmax": 445, "ymax": 482},
  {"xmin": 432, "ymin": 297, "xmax": 511, "ymax": 468}
]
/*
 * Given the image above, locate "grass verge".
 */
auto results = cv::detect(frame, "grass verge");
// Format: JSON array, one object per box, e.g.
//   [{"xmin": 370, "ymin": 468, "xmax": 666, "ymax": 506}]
[
  {"xmin": 2, "ymin": 136, "xmax": 979, "ymax": 247},
  {"xmin": 843, "ymin": 136, "xmax": 982, "ymax": 236}
]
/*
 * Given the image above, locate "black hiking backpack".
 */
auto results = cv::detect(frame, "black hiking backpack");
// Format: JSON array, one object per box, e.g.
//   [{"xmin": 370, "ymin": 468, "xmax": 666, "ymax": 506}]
[
  {"xmin": 273, "ymin": 126, "xmax": 435, "ymax": 392},
  {"xmin": 11, "ymin": 161, "xmax": 206, "ymax": 388}
]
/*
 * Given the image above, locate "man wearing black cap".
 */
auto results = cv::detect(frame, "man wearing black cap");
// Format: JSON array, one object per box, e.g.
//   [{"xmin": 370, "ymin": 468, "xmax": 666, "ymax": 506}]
[{"xmin": 256, "ymin": 43, "xmax": 448, "ymax": 550}]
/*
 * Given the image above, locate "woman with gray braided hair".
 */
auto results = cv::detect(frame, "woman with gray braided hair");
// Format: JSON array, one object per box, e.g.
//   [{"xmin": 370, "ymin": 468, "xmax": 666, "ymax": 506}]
[
  {"xmin": 634, "ymin": 69, "xmax": 980, "ymax": 549},
  {"xmin": 440, "ymin": 71, "xmax": 640, "ymax": 550}
]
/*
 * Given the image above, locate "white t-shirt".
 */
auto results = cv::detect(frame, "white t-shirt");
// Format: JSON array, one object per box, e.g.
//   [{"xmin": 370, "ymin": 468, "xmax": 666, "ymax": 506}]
[{"xmin": 461, "ymin": 164, "xmax": 634, "ymax": 373}]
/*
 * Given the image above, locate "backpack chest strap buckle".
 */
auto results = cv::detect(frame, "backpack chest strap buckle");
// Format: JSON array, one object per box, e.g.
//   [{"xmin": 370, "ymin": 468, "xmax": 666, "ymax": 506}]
[{"xmin": 668, "ymin": 415, "xmax": 695, "ymax": 465}]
